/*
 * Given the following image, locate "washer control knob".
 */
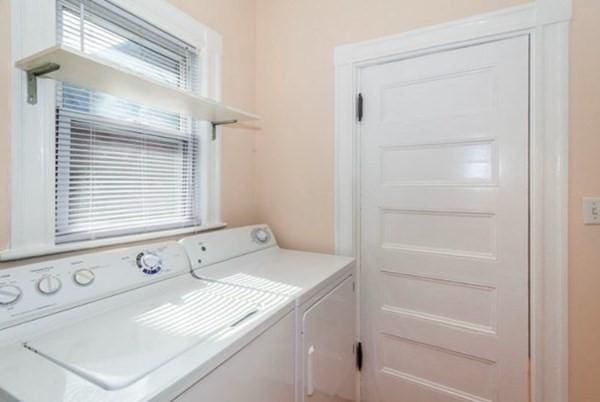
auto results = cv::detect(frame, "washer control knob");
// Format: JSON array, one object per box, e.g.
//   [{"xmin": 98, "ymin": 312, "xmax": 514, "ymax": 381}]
[
  {"xmin": 0, "ymin": 285, "xmax": 22, "ymax": 306},
  {"xmin": 251, "ymin": 228, "xmax": 271, "ymax": 244},
  {"xmin": 136, "ymin": 252, "xmax": 162, "ymax": 275},
  {"xmin": 37, "ymin": 275, "xmax": 62, "ymax": 295},
  {"xmin": 73, "ymin": 269, "xmax": 95, "ymax": 287}
]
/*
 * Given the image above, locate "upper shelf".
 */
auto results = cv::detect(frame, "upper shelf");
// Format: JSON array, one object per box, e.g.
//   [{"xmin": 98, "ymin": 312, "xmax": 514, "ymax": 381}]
[{"xmin": 15, "ymin": 45, "xmax": 259, "ymax": 124}]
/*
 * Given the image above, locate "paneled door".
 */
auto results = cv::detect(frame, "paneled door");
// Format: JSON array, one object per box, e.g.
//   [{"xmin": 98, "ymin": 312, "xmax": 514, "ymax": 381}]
[{"xmin": 359, "ymin": 36, "xmax": 529, "ymax": 402}]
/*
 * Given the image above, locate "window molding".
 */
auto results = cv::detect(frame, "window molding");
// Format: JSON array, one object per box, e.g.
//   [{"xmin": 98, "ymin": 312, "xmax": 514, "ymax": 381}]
[
  {"xmin": 5, "ymin": 0, "xmax": 224, "ymax": 260},
  {"xmin": 334, "ymin": 2, "xmax": 570, "ymax": 402}
]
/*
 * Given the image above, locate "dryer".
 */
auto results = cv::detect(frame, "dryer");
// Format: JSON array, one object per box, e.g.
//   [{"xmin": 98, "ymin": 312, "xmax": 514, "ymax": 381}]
[{"xmin": 180, "ymin": 225, "xmax": 358, "ymax": 402}]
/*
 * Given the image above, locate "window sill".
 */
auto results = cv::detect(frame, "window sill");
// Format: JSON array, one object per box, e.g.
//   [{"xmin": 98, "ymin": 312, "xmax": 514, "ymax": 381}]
[{"xmin": 0, "ymin": 222, "xmax": 227, "ymax": 261}]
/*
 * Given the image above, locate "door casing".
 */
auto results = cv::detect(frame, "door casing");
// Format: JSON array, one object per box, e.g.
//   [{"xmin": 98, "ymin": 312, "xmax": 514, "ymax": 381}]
[{"xmin": 333, "ymin": 2, "xmax": 570, "ymax": 402}]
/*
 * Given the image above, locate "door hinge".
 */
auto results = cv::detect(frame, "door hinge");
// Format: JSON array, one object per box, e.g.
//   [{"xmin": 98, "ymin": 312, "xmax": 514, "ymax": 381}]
[
  {"xmin": 356, "ymin": 93, "xmax": 363, "ymax": 122},
  {"xmin": 355, "ymin": 342, "xmax": 363, "ymax": 371}
]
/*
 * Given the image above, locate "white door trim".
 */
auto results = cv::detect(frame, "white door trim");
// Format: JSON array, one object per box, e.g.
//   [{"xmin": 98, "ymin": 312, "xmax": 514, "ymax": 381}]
[{"xmin": 333, "ymin": 2, "xmax": 570, "ymax": 402}]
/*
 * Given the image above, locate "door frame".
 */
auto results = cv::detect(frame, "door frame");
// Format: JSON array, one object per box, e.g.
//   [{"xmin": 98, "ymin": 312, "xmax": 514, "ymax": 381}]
[{"xmin": 333, "ymin": 2, "xmax": 570, "ymax": 402}]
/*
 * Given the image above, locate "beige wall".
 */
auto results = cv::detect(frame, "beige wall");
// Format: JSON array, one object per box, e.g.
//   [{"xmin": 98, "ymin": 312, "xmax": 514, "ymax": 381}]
[
  {"xmin": 569, "ymin": 1, "xmax": 600, "ymax": 401},
  {"xmin": 254, "ymin": 0, "xmax": 600, "ymax": 400}
]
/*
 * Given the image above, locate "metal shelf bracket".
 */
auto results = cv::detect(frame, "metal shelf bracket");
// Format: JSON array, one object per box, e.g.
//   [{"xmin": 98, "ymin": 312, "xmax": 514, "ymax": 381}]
[
  {"xmin": 26, "ymin": 63, "xmax": 60, "ymax": 105},
  {"xmin": 211, "ymin": 120, "xmax": 238, "ymax": 141}
]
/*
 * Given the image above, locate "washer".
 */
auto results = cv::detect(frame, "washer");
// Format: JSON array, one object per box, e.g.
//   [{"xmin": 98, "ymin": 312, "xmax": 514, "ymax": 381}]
[
  {"xmin": 0, "ymin": 240, "xmax": 295, "ymax": 402},
  {"xmin": 180, "ymin": 225, "xmax": 357, "ymax": 402}
]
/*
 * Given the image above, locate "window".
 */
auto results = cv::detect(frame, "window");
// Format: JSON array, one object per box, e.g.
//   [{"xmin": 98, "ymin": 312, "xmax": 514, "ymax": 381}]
[
  {"xmin": 57, "ymin": 0, "xmax": 199, "ymax": 91},
  {"xmin": 7, "ymin": 0, "xmax": 223, "ymax": 259},
  {"xmin": 54, "ymin": 0, "xmax": 203, "ymax": 243},
  {"xmin": 55, "ymin": 85, "xmax": 202, "ymax": 243}
]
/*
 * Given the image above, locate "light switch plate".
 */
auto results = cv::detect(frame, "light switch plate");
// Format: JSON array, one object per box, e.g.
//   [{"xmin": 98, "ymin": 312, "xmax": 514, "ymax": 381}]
[{"xmin": 583, "ymin": 198, "xmax": 600, "ymax": 224}]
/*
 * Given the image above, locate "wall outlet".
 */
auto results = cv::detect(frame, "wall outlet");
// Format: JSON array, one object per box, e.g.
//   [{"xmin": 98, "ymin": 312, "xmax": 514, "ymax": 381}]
[{"xmin": 583, "ymin": 198, "xmax": 600, "ymax": 224}]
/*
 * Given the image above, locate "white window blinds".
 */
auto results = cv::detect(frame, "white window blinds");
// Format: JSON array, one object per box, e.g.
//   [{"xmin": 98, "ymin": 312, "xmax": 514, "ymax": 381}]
[
  {"xmin": 57, "ymin": 0, "xmax": 199, "ymax": 90},
  {"xmin": 55, "ymin": 0, "xmax": 203, "ymax": 244}
]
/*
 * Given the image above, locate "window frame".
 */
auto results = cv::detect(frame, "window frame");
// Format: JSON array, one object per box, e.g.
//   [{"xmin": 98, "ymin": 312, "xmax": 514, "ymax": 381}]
[{"xmin": 5, "ymin": 0, "xmax": 225, "ymax": 260}]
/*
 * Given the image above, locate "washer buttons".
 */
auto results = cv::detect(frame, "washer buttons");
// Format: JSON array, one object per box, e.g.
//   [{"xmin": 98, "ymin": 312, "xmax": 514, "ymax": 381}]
[{"xmin": 73, "ymin": 269, "xmax": 95, "ymax": 286}]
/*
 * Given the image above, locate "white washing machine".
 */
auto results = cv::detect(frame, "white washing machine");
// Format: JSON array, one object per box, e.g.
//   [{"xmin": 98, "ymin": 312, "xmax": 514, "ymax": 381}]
[
  {"xmin": 0, "ymin": 225, "xmax": 356, "ymax": 402},
  {"xmin": 181, "ymin": 225, "xmax": 357, "ymax": 402},
  {"xmin": 0, "ymin": 240, "xmax": 295, "ymax": 402}
]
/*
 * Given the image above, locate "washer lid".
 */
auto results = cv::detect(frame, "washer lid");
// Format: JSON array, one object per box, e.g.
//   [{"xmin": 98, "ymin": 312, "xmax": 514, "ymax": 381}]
[
  {"xmin": 193, "ymin": 248, "xmax": 355, "ymax": 303},
  {"xmin": 23, "ymin": 280, "xmax": 261, "ymax": 391}
]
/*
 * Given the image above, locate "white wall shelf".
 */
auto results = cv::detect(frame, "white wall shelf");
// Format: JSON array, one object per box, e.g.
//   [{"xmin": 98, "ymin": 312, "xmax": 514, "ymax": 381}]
[{"xmin": 15, "ymin": 45, "xmax": 259, "ymax": 129}]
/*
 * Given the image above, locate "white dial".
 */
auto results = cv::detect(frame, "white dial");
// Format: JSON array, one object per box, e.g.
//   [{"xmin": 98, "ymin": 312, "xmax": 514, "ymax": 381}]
[
  {"xmin": 141, "ymin": 253, "xmax": 161, "ymax": 269},
  {"xmin": 136, "ymin": 252, "xmax": 162, "ymax": 275},
  {"xmin": 37, "ymin": 275, "xmax": 62, "ymax": 295},
  {"xmin": 252, "ymin": 228, "xmax": 270, "ymax": 243},
  {"xmin": 73, "ymin": 269, "xmax": 95, "ymax": 286},
  {"xmin": 0, "ymin": 285, "xmax": 22, "ymax": 306}
]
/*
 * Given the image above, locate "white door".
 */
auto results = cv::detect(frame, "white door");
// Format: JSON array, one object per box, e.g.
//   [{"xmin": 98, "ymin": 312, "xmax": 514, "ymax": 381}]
[
  {"xmin": 359, "ymin": 36, "xmax": 529, "ymax": 402},
  {"xmin": 302, "ymin": 276, "xmax": 356, "ymax": 402}
]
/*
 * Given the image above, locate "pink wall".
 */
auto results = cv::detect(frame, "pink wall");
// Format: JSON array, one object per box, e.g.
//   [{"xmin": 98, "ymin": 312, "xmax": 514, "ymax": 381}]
[
  {"xmin": 0, "ymin": 0, "xmax": 598, "ymax": 400},
  {"xmin": 568, "ymin": 1, "xmax": 600, "ymax": 401},
  {"xmin": 254, "ymin": 0, "xmax": 600, "ymax": 400},
  {"xmin": 254, "ymin": 0, "xmax": 526, "ymax": 253}
]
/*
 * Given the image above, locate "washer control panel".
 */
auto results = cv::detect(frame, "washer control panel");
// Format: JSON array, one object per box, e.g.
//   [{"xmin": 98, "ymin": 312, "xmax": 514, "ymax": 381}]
[{"xmin": 0, "ymin": 241, "xmax": 189, "ymax": 330}]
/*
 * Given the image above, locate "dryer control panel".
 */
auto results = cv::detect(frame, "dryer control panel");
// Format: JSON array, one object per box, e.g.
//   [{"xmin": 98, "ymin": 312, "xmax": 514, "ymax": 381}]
[
  {"xmin": 180, "ymin": 225, "xmax": 277, "ymax": 271},
  {"xmin": 0, "ymin": 242, "xmax": 189, "ymax": 330}
]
